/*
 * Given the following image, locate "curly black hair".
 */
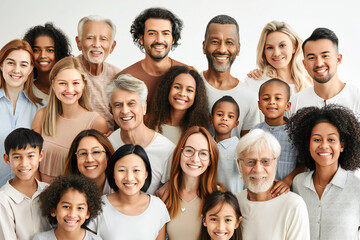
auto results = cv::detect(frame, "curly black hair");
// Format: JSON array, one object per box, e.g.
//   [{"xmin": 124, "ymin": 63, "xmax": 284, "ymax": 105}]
[
  {"xmin": 39, "ymin": 175, "xmax": 102, "ymax": 227},
  {"xmin": 23, "ymin": 23, "xmax": 72, "ymax": 77},
  {"xmin": 130, "ymin": 7, "xmax": 183, "ymax": 51},
  {"xmin": 146, "ymin": 65, "xmax": 209, "ymax": 133},
  {"xmin": 287, "ymin": 104, "xmax": 360, "ymax": 170}
]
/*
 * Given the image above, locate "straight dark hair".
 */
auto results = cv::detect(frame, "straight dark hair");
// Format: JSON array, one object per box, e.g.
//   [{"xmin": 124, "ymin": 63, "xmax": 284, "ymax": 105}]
[{"xmin": 4, "ymin": 128, "xmax": 43, "ymax": 154}]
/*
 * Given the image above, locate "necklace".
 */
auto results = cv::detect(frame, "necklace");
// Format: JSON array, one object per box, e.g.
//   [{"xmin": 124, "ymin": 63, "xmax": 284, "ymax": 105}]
[{"xmin": 314, "ymin": 175, "xmax": 327, "ymax": 189}]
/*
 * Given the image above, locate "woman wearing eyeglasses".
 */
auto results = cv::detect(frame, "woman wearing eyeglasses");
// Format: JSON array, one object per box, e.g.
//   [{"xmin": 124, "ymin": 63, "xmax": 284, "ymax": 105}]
[
  {"xmin": 63, "ymin": 129, "xmax": 115, "ymax": 195},
  {"xmin": 165, "ymin": 126, "xmax": 223, "ymax": 240}
]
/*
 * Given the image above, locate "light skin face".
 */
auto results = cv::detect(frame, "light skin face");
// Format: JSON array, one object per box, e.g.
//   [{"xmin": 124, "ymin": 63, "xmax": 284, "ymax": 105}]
[
  {"xmin": 32, "ymin": 35, "xmax": 56, "ymax": 73},
  {"xmin": 258, "ymin": 82, "xmax": 291, "ymax": 126},
  {"xmin": 203, "ymin": 203, "xmax": 241, "ymax": 240},
  {"xmin": 168, "ymin": 73, "xmax": 196, "ymax": 112},
  {"xmin": 303, "ymin": 39, "xmax": 342, "ymax": 84},
  {"xmin": 3, "ymin": 146, "xmax": 43, "ymax": 182},
  {"xmin": 310, "ymin": 122, "xmax": 344, "ymax": 170},
  {"xmin": 180, "ymin": 133, "xmax": 210, "ymax": 178},
  {"xmin": 52, "ymin": 68, "xmax": 85, "ymax": 106},
  {"xmin": 203, "ymin": 23, "xmax": 240, "ymax": 72},
  {"xmin": 114, "ymin": 154, "xmax": 148, "ymax": 196},
  {"xmin": 76, "ymin": 21, "xmax": 116, "ymax": 65},
  {"xmin": 111, "ymin": 89, "xmax": 146, "ymax": 131},
  {"xmin": 211, "ymin": 101, "xmax": 239, "ymax": 137},
  {"xmin": 264, "ymin": 31, "xmax": 295, "ymax": 70},
  {"xmin": 239, "ymin": 148, "xmax": 277, "ymax": 193},
  {"xmin": 76, "ymin": 136, "xmax": 107, "ymax": 181},
  {"xmin": 51, "ymin": 189, "xmax": 90, "ymax": 234},
  {"xmin": 1, "ymin": 50, "xmax": 33, "ymax": 91},
  {"xmin": 140, "ymin": 18, "xmax": 174, "ymax": 61}
]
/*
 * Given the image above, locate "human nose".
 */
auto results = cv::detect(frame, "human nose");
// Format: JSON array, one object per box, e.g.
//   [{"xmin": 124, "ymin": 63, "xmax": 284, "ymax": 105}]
[
  {"xmin": 217, "ymin": 220, "xmax": 225, "ymax": 231},
  {"xmin": 315, "ymin": 57, "xmax": 324, "ymax": 67},
  {"xmin": 219, "ymin": 41, "xmax": 227, "ymax": 53},
  {"xmin": 319, "ymin": 140, "xmax": 329, "ymax": 149},
  {"xmin": 121, "ymin": 104, "xmax": 129, "ymax": 114},
  {"xmin": 85, "ymin": 152, "xmax": 95, "ymax": 162},
  {"xmin": 66, "ymin": 83, "xmax": 74, "ymax": 92},
  {"xmin": 68, "ymin": 207, "xmax": 76, "ymax": 217},
  {"xmin": 40, "ymin": 50, "xmax": 46, "ymax": 58},
  {"xmin": 252, "ymin": 160, "xmax": 263, "ymax": 173},
  {"xmin": 274, "ymin": 47, "xmax": 281, "ymax": 56},
  {"xmin": 190, "ymin": 150, "xmax": 201, "ymax": 163},
  {"xmin": 125, "ymin": 171, "xmax": 134, "ymax": 181},
  {"xmin": 92, "ymin": 37, "xmax": 101, "ymax": 48}
]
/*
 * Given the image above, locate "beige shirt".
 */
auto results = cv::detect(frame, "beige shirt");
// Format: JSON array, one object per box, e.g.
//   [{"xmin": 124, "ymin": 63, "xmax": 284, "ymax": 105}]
[
  {"xmin": 0, "ymin": 179, "xmax": 50, "ymax": 240},
  {"xmin": 166, "ymin": 196, "xmax": 201, "ymax": 240}
]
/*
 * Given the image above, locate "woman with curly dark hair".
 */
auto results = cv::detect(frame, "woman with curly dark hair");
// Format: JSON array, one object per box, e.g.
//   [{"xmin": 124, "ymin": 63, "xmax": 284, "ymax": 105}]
[
  {"xmin": 34, "ymin": 175, "xmax": 102, "ymax": 240},
  {"xmin": 24, "ymin": 23, "xmax": 72, "ymax": 101},
  {"xmin": 147, "ymin": 66, "xmax": 209, "ymax": 144},
  {"xmin": 289, "ymin": 104, "xmax": 360, "ymax": 239}
]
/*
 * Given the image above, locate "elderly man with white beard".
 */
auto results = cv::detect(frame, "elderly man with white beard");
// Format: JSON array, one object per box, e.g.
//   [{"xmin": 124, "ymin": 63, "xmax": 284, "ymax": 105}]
[{"xmin": 236, "ymin": 129, "xmax": 310, "ymax": 240}]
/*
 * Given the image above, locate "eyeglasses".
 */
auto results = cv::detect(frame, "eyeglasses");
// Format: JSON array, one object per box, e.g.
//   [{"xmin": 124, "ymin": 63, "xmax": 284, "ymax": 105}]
[
  {"xmin": 238, "ymin": 158, "xmax": 276, "ymax": 167},
  {"xmin": 182, "ymin": 146, "xmax": 210, "ymax": 161},
  {"xmin": 76, "ymin": 148, "xmax": 105, "ymax": 160}
]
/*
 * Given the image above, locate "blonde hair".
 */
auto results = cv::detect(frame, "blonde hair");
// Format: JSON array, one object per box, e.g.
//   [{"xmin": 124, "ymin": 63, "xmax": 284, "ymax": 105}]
[
  {"xmin": 256, "ymin": 21, "xmax": 310, "ymax": 92},
  {"xmin": 43, "ymin": 56, "xmax": 92, "ymax": 136}
]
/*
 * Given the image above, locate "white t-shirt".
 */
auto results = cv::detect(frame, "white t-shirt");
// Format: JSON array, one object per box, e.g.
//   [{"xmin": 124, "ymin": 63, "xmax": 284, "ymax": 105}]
[
  {"xmin": 33, "ymin": 229, "xmax": 101, "ymax": 240},
  {"xmin": 159, "ymin": 124, "xmax": 182, "ymax": 145},
  {"xmin": 108, "ymin": 130, "xmax": 175, "ymax": 194},
  {"xmin": 288, "ymin": 83, "xmax": 360, "ymax": 117},
  {"xmin": 88, "ymin": 195, "xmax": 170, "ymax": 240},
  {"xmin": 201, "ymin": 72, "xmax": 260, "ymax": 137},
  {"xmin": 236, "ymin": 190, "xmax": 310, "ymax": 240}
]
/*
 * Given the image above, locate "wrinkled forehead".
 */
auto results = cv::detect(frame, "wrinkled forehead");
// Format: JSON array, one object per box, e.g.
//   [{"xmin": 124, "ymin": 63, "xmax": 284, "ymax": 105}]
[{"xmin": 82, "ymin": 21, "xmax": 113, "ymax": 39}]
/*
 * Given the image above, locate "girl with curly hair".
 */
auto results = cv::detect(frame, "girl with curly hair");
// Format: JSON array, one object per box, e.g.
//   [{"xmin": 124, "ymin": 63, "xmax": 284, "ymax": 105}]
[
  {"xmin": 34, "ymin": 175, "xmax": 102, "ymax": 240},
  {"xmin": 24, "ymin": 23, "xmax": 72, "ymax": 101},
  {"xmin": 147, "ymin": 66, "xmax": 209, "ymax": 144},
  {"xmin": 289, "ymin": 104, "xmax": 360, "ymax": 239}
]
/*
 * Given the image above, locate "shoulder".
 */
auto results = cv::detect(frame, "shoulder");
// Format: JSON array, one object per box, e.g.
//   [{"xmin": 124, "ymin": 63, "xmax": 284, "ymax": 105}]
[
  {"xmin": 252, "ymin": 122, "xmax": 265, "ymax": 130},
  {"xmin": 235, "ymin": 189, "xmax": 247, "ymax": 203},
  {"xmin": 150, "ymin": 195, "xmax": 167, "ymax": 208},
  {"xmin": 171, "ymin": 58, "xmax": 195, "ymax": 71},
  {"xmin": 91, "ymin": 114, "xmax": 108, "ymax": 134},
  {"xmin": 85, "ymin": 229, "xmax": 102, "ymax": 240},
  {"xmin": 152, "ymin": 133, "xmax": 176, "ymax": 150},
  {"xmin": 108, "ymin": 129, "xmax": 122, "ymax": 148},
  {"xmin": 290, "ymin": 86, "xmax": 315, "ymax": 100},
  {"xmin": 119, "ymin": 61, "xmax": 142, "ymax": 74},
  {"xmin": 33, "ymin": 230, "xmax": 55, "ymax": 240}
]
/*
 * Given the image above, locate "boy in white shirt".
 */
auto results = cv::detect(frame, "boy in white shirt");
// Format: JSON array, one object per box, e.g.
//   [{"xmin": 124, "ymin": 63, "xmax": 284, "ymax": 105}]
[{"xmin": 0, "ymin": 128, "xmax": 50, "ymax": 240}]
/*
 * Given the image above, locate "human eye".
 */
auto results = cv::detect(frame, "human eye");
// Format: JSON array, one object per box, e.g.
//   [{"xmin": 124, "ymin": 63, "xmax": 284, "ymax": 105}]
[
  {"xmin": 328, "ymin": 138, "xmax": 336, "ymax": 142},
  {"xmin": 62, "ymin": 205, "xmax": 70, "ymax": 209},
  {"xmin": 28, "ymin": 154, "xmax": 36, "ymax": 158},
  {"xmin": 245, "ymin": 159, "xmax": 255, "ymax": 165},
  {"xmin": 128, "ymin": 101, "xmax": 136, "ymax": 107},
  {"xmin": 261, "ymin": 158, "xmax": 272, "ymax": 166},
  {"xmin": 280, "ymin": 44, "xmax": 286, "ymax": 48},
  {"xmin": 210, "ymin": 217, "xmax": 217, "ymax": 222},
  {"xmin": 216, "ymin": 113, "xmax": 223, "ymax": 117},
  {"xmin": 6, "ymin": 61, "xmax": 14, "ymax": 65},
  {"xmin": 262, "ymin": 97, "xmax": 270, "ymax": 101},
  {"xmin": 78, "ymin": 151, "xmax": 88, "ymax": 157},
  {"xmin": 225, "ymin": 218, "xmax": 233, "ymax": 223},
  {"xmin": 33, "ymin": 48, "xmax": 39, "ymax": 53},
  {"xmin": 187, "ymin": 88, "xmax": 194, "ymax": 93},
  {"xmin": 229, "ymin": 114, "xmax": 235, "ymax": 119},
  {"xmin": 275, "ymin": 97, "xmax": 282, "ymax": 100},
  {"xmin": 47, "ymin": 48, "xmax": 55, "ymax": 53},
  {"xmin": 113, "ymin": 102, "xmax": 122, "ymax": 108},
  {"xmin": 226, "ymin": 41, "xmax": 234, "ymax": 45},
  {"xmin": 211, "ymin": 40, "xmax": 219, "ymax": 45},
  {"xmin": 200, "ymin": 150, "xmax": 209, "ymax": 158},
  {"xmin": 266, "ymin": 46, "xmax": 273, "ymax": 50},
  {"xmin": 163, "ymin": 32, "xmax": 171, "ymax": 36},
  {"xmin": 173, "ymin": 85, "xmax": 180, "ymax": 90},
  {"xmin": 21, "ymin": 63, "xmax": 29, "ymax": 68},
  {"xmin": 118, "ymin": 169, "xmax": 125, "ymax": 172}
]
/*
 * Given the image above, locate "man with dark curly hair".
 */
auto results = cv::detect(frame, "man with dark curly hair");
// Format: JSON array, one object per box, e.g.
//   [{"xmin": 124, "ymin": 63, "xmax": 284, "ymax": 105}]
[
  {"xmin": 201, "ymin": 15, "xmax": 259, "ymax": 137},
  {"xmin": 119, "ymin": 7, "xmax": 194, "ymax": 111},
  {"xmin": 289, "ymin": 28, "xmax": 360, "ymax": 117},
  {"xmin": 76, "ymin": 15, "xmax": 120, "ymax": 132}
]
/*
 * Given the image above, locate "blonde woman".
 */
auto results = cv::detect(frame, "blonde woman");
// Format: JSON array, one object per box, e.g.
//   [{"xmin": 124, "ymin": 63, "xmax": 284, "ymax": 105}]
[
  {"xmin": 32, "ymin": 56, "xmax": 107, "ymax": 183},
  {"xmin": 245, "ymin": 21, "xmax": 312, "ymax": 96}
]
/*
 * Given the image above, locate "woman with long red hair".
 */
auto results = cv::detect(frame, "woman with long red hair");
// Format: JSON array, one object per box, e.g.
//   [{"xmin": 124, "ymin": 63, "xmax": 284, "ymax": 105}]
[{"xmin": 165, "ymin": 126, "xmax": 222, "ymax": 240}]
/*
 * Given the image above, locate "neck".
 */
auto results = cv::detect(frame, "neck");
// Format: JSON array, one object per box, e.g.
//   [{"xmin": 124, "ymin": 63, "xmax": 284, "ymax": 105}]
[
  {"xmin": 203, "ymin": 68, "xmax": 238, "ymax": 90},
  {"xmin": 214, "ymin": 132, "xmax": 231, "ymax": 143},
  {"xmin": 313, "ymin": 164, "xmax": 338, "ymax": 187},
  {"xmin": 181, "ymin": 174, "xmax": 199, "ymax": 192},
  {"xmin": 120, "ymin": 124, "xmax": 155, "ymax": 148},
  {"xmin": 36, "ymin": 71, "xmax": 51, "ymax": 94},
  {"xmin": 5, "ymin": 85, "xmax": 23, "ymax": 111},
  {"xmin": 61, "ymin": 102, "xmax": 84, "ymax": 118},
  {"xmin": 265, "ymin": 117, "xmax": 287, "ymax": 127},
  {"xmin": 169, "ymin": 108, "xmax": 186, "ymax": 126},
  {"xmin": 94, "ymin": 173, "xmax": 106, "ymax": 193},
  {"xmin": 10, "ymin": 177, "xmax": 37, "ymax": 198},
  {"xmin": 116, "ymin": 189, "xmax": 143, "ymax": 205},
  {"xmin": 275, "ymin": 66, "xmax": 295, "ymax": 84},
  {"xmin": 141, "ymin": 56, "xmax": 172, "ymax": 77},
  {"xmin": 81, "ymin": 55, "xmax": 103, "ymax": 76},
  {"xmin": 54, "ymin": 226, "xmax": 85, "ymax": 240},
  {"xmin": 247, "ymin": 184, "xmax": 274, "ymax": 201},
  {"xmin": 313, "ymin": 74, "xmax": 345, "ymax": 100}
]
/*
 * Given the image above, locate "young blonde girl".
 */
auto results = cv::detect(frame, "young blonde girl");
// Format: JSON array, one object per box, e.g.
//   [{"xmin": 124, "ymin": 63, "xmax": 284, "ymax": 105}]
[{"xmin": 32, "ymin": 56, "xmax": 107, "ymax": 183}]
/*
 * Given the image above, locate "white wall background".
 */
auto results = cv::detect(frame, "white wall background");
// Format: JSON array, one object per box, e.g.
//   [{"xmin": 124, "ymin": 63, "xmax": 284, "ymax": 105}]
[{"xmin": 0, "ymin": 0, "xmax": 359, "ymax": 85}]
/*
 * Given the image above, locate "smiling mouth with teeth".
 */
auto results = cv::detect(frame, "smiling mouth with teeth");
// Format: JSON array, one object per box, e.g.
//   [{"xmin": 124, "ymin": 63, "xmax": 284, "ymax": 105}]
[
  {"xmin": 121, "ymin": 116, "xmax": 133, "ymax": 121},
  {"xmin": 64, "ymin": 219, "xmax": 78, "ymax": 225}
]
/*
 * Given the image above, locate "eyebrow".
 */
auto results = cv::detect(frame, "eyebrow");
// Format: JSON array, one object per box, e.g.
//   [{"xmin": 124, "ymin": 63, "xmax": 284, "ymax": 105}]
[
  {"xmin": 312, "ymin": 133, "xmax": 337, "ymax": 137},
  {"xmin": 5, "ymin": 57, "xmax": 30, "ymax": 65},
  {"xmin": 61, "ymin": 201, "xmax": 86, "ymax": 206},
  {"xmin": 174, "ymin": 82, "xmax": 195, "ymax": 88},
  {"xmin": 33, "ymin": 46, "xmax": 54, "ymax": 48},
  {"xmin": 11, "ymin": 151, "xmax": 36, "ymax": 156}
]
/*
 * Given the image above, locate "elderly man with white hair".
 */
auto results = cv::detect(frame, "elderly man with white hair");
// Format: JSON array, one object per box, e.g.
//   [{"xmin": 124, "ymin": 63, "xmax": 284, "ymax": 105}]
[
  {"xmin": 236, "ymin": 129, "xmax": 310, "ymax": 240},
  {"xmin": 107, "ymin": 74, "xmax": 175, "ymax": 194},
  {"xmin": 76, "ymin": 15, "xmax": 120, "ymax": 131}
]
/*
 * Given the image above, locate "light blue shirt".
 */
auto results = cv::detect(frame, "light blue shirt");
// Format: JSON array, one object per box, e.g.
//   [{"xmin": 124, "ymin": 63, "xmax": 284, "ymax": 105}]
[
  {"xmin": 293, "ymin": 167, "xmax": 360, "ymax": 240},
  {"xmin": 216, "ymin": 136, "xmax": 244, "ymax": 193},
  {"xmin": 252, "ymin": 121, "xmax": 298, "ymax": 180},
  {"xmin": 0, "ymin": 89, "xmax": 45, "ymax": 187}
]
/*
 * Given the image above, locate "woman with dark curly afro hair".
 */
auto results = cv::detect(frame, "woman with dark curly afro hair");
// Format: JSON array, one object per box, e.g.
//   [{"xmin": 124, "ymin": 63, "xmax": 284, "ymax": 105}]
[
  {"xmin": 24, "ymin": 23, "xmax": 72, "ymax": 101},
  {"xmin": 146, "ymin": 65, "xmax": 209, "ymax": 144},
  {"xmin": 34, "ymin": 175, "xmax": 102, "ymax": 240},
  {"xmin": 289, "ymin": 104, "xmax": 360, "ymax": 239}
]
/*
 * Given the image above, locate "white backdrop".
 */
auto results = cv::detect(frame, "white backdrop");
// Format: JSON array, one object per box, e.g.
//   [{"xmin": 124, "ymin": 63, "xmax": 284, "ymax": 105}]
[{"xmin": 0, "ymin": 0, "xmax": 359, "ymax": 85}]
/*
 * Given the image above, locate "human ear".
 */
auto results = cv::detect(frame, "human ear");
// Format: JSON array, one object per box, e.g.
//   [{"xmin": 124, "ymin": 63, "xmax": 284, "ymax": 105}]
[
  {"xmin": 110, "ymin": 40, "xmax": 117, "ymax": 54},
  {"xmin": 201, "ymin": 214, "xmax": 207, "ymax": 227},
  {"xmin": 139, "ymin": 35, "xmax": 144, "ymax": 46},
  {"xmin": 38, "ymin": 149, "xmax": 44, "ymax": 163},
  {"xmin": 3, "ymin": 154, "xmax": 10, "ymax": 165},
  {"xmin": 235, "ymin": 216, "xmax": 243, "ymax": 228},
  {"xmin": 340, "ymin": 141, "xmax": 344, "ymax": 152},
  {"xmin": 51, "ymin": 208, "xmax": 56, "ymax": 217},
  {"xmin": 75, "ymin": 36, "xmax": 82, "ymax": 51}
]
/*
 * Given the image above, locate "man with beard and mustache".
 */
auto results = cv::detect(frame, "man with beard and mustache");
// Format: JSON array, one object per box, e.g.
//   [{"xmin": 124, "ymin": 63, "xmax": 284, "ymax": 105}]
[
  {"xmin": 202, "ymin": 15, "xmax": 259, "ymax": 137},
  {"xmin": 76, "ymin": 15, "xmax": 119, "ymax": 132},
  {"xmin": 235, "ymin": 129, "xmax": 310, "ymax": 240},
  {"xmin": 119, "ymin": 8, "xmax": 194, "ymax": 111},
  {"xmin": 289, "ymin": 28, "xmax": 360, "ymax": 117}
]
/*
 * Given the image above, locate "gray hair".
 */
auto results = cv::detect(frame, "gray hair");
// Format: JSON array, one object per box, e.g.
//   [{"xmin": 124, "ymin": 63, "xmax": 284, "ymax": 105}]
[
  {"xmin": 77, "ymin": 15, "xmax": 116, "ymax": 42},
  {"xmin": 236, "ymin": 129, "xmax": 281, "ymax": 159},
  {"xmin": 106, "ymin": 74, "xmax": 148, "ymax": 105}
]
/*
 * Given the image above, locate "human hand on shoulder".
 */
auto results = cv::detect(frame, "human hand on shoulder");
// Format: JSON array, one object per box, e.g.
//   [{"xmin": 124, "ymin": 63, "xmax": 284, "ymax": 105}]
[
  {"xmin": 247, "ymin": 69, "xmax": 263, "ymax": 80},
  {"xmin": 155, "ymin": 181, "xmax": 169, "ymax": 202},
  {"xmin": 270, "ymin": 179, "xmax": 290, "ymax": 198}
]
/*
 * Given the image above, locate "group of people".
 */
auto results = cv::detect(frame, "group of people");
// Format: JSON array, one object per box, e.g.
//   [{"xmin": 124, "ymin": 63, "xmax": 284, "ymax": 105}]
[{"xmin": 0, "ymin": 6, "xmax": 360, "ymax": 240}]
